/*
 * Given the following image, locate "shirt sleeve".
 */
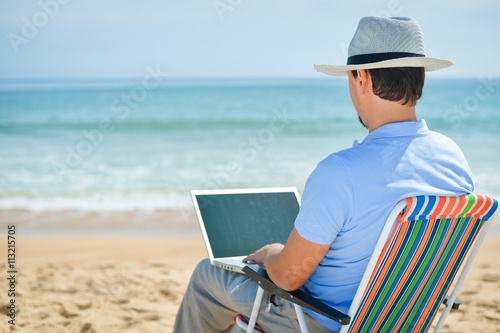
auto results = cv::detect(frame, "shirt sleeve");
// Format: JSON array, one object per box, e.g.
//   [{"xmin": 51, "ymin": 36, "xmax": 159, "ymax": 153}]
[{"xmin": 294, "ymin": 154, "xmax": 354, "ymax": 245}]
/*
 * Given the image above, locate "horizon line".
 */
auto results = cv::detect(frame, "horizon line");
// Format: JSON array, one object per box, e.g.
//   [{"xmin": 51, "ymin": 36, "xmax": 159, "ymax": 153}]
[{"xmin": 0, "ymin": 74, "xmax": 495, "ymax": 83}]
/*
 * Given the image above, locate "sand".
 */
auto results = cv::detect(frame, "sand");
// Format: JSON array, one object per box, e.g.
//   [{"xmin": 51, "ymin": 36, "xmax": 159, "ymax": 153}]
[{"xmin": 0, "ymin": 235, "xmax": 499, "ymax": 333}]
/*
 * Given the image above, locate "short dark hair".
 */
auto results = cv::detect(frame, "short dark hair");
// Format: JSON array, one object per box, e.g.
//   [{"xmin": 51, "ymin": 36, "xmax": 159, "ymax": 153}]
[{"xmin": 351, "ymin": 67, "xmax": 425, "ymax": 106}]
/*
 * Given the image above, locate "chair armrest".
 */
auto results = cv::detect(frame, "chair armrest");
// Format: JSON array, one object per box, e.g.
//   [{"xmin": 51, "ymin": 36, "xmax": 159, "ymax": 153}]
[{"xmin": 242, "ymin": 265, "xmax": 351, "ymax": 325}]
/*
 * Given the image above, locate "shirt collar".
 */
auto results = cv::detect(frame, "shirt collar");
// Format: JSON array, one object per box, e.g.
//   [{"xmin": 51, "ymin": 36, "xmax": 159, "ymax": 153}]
[{"xmin": 352, "ymin": 119, "xmax": 428, "ymax": 147}]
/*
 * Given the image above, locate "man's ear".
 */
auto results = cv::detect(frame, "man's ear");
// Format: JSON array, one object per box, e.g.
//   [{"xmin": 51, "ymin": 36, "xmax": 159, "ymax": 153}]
[{"xmin": 356, "ymin": 69, "xmax": 372, "ymax": 95}]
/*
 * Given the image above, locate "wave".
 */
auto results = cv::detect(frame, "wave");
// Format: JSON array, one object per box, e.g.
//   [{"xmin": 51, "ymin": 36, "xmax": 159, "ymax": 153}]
[
  {"xmin": 0, "ymin": 191, "xmax": 194, "ymax": 212},
  {"xmin": 0, "ymin": 116, "xmax": 361, "ymax": 134}
]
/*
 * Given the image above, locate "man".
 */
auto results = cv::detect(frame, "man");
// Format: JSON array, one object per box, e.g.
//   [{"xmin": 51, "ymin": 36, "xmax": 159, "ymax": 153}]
[{"xmin": 174, "ymin": 16, "xmax": 473, "ymax": 332}]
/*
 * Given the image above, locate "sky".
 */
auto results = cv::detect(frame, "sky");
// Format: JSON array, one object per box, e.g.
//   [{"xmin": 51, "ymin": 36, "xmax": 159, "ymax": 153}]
[{"xmin": 1, "ymin": 0, "xmax": 500, "ymax": 80}]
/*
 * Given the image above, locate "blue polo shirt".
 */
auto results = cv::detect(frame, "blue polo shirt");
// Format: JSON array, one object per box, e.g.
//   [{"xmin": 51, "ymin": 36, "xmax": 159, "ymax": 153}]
[{"xmin": 294, "ymin": 120, "xmax": 473, "ymax": 331}]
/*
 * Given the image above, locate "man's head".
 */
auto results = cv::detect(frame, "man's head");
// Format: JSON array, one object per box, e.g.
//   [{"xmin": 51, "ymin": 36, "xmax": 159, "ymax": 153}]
[
  {"xmin": 348, "ymin": 67, "xmax": 425, "ymax": 129},
  {"xmin": 315, "ymin": 16, "xmax": 449, "ymax": 131}
]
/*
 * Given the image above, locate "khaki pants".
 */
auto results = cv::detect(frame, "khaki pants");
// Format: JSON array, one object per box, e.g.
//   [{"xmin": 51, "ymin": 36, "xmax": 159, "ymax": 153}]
[{"xmin": 173, "ymin": 258, "xmax": 336, "ymax": 333}]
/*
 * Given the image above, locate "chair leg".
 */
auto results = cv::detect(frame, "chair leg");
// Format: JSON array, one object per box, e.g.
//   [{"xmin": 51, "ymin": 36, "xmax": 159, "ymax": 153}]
[
  {"xmin": 246, "ymin": 286, "xmax": 265, "ymax": 333},
  {"xmin": 294, "ymin": 304, "xmax": 309, "ymax": 333}
]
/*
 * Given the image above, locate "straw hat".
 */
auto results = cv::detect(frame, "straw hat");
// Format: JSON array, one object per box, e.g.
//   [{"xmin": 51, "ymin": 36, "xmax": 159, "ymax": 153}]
[{"xmin": 314, "ymin": 16, "xmax": 453, "ymax": 76}]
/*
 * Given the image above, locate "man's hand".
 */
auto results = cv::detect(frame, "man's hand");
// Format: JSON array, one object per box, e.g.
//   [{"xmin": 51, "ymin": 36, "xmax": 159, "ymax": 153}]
[
  {"xmin": 243, "ymin": 243, "xmax": 284, "ymax": 268},
  {"xmin": 243, "ymin": 228, "xmax": 330, "ymax": 291}
]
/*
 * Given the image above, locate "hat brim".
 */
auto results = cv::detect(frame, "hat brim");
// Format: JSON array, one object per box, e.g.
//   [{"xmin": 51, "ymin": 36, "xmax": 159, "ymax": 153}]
[{"xmin": 314, "ymin": 57, "xmax": 453, "ymax": 76}]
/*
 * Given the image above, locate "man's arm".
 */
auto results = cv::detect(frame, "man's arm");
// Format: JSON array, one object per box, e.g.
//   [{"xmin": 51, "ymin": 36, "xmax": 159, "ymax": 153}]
[{"xmin": 243, "ymin": 227, "xmax": 330, "ymax": 291}]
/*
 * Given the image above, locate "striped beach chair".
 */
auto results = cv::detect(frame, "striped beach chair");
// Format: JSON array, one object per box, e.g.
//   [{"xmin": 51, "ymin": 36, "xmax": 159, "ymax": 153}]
[{"xmin": 237, "ymin": 194, "xmax": 498, "ymax": 333}]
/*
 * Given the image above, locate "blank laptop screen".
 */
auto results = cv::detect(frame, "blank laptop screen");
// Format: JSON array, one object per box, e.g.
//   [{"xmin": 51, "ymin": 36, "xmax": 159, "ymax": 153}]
[{"xmin": 195, "ymin": 191, "xmax": 300, "ymax": 258}]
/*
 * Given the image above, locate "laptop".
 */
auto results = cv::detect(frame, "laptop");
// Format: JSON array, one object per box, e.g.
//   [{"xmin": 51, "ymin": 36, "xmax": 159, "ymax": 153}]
[{"xmin": 191, "ymin": 187, "xmax": 301, "ymax": 273}]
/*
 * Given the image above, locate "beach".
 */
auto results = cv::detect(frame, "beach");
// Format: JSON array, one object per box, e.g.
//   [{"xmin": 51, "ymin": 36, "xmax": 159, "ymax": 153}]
[
  {"xmin": 0, "ymin": 231, "xmax": 499, "ymax": 332},
  {"xmin": 0, "ymin": 234, "xmax": 206, "ymax": 333}
]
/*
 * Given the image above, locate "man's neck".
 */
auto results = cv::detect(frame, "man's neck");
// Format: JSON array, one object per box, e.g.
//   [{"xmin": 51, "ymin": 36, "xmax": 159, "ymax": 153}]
[{"xmin": 366, "ymin": 99, "xmax": 417, "ymax": 132}]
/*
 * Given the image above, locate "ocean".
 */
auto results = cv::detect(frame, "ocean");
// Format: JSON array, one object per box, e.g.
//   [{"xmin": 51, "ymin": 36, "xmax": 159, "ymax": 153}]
[{"xmin": 1, "ymin": 77, "xmax": 499, "ymax": 233}]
